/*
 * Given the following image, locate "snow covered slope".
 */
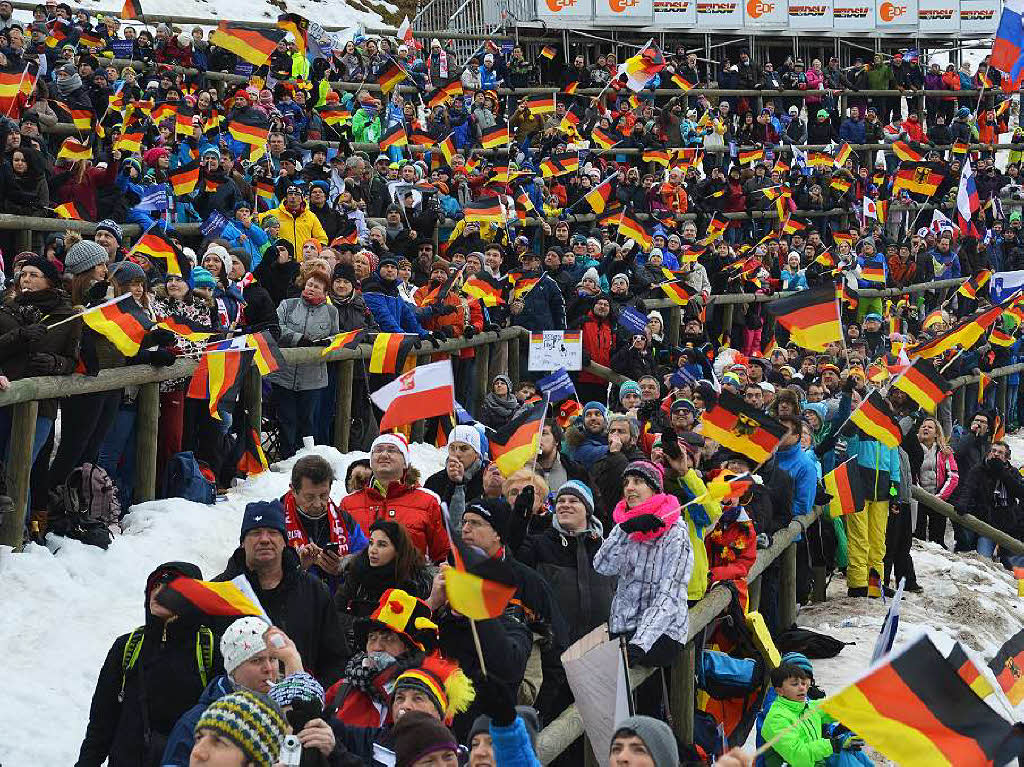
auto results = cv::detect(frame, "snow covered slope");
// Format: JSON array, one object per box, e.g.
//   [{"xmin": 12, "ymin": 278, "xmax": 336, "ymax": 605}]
[{"xmin": 0, "ymin": 443, "xmax": 445, "ymax": 766}]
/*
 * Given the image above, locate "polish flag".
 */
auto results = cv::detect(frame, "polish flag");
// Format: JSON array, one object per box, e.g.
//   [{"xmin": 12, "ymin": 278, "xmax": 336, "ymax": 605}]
[
  {"xmin": 371, "ymin": 360, "xmax": 455, "ymax": 431},
  {"xmin": 396, "ymin": 16, "xmax": 419, "ymax": 50}
]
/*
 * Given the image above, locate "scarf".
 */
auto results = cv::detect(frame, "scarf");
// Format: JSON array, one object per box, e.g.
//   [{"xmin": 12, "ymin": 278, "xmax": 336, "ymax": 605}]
[
  {"xmin": 436, "ymin": 50, "xmax": 449, "ymax": 79},
  {"xmin": 448, "ymin": 457, "xmax": 482, "ymax": 531},
  {"xmin": 302, "ymin": 288, "xmax": 327, "ymax": 306},
  {"xmin": 282, "ymin": 492, "xmax": 353, "ymax": 552},
  {"xmin": 56, "ymin": 72, "xmax": 82, "ymax": 95},
  {"xmin": 612, "ymin": 492, "xmax": 681, "ymax": 543}
]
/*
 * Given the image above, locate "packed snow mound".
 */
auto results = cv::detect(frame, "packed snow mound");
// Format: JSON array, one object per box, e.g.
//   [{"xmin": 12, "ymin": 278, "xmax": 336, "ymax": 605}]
[{"xmin": 0, "ymin": 443, "xmax": 446, "ymax": 767}]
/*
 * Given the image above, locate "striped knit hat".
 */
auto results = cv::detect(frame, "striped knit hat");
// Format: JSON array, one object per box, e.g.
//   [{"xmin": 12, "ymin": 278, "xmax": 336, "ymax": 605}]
[{"xmin": 194, "ymin": 690, "xmax": 287, "ymax": 767}]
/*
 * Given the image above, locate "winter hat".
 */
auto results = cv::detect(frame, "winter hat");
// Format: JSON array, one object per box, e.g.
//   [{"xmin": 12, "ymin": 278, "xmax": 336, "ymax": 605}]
[
  {"xmin": 95, "ymin": 219, "xmax": 123, "ymax": 244},
  {"xmin": 583, "ymin": 400, "xmax": 607, "ymax": 418},
  {"xmin": 781, "ymin": 651, "xmax": 814, "ymax": 675},
  {"xmin": 670, "ymin": 398, "xmax": 696, "ymax": 414},
  {"xmin": 352, "ymin": 587, "xmax": 439, "ymax": 652},
  {"xmin": 204, "ymin": 243, "xmax": 232, "ymax": 277},
  {"xmin": 611, "ymin": 273, "xmax": 630, "ymax": 288},
  {"xmin": 619, "ymin": 380, "xmax": 641, "ymax": 402},
  {"xmin": 268, "ymin": 672, "xmax": 325, "ymax": 709},
  {"xmin": 191, "ymin": 266, "xmax": 216, "ymax": 289},
  {"xmin": 449, "ymin": 424, "xmax": 483, "ymax": 457},
  {"xmin": 372, "ymin": 433, "xmax": 410, "ymax": 464},
  {"xmin": 21, "ymin": 255, "xmax": 60, "ymax": 286},
  {"xmin": 202, "ymin": 145, "xmax": 221, "ymax": 160},
  {"xmin": 623, "ymin": 459, "xmax": 664, "ymax": 493},
  {"xmin": 122, "ymin": 157, "xmax": 143, "ymax": 178},
  {"xmin": 392, "ymin": 711, "xmax": 459, "ymax": 767},
  {"xmin": 612, "ymin": 716, "xmax": 679, "ymax": 767},
  {"xmin": 467, "ymin": 706, "xmax": 541, "ymax": 749},
  {"xmin": 464, "ymin": 497, "xmax": 512, "ymax": 542},
  {"xmin": 221, "ymin": 616, "xmax": 270, "ymax": 675},
  {"xmin": 143, "ymin": 146, "xmax": 169, "ymax": 167},
  {"xmin": 193, "ymin": 690, "xmax": 287, "ymax": 767},
  {"xmin": 239, "ymin": 500, "xmax": 287, "ymax": 542},
  {"xmin": 391, "ymin": 655, "xmax": 475, "ymax": 724},
  {"xmin": 332, "ymin": 261, "xmax": 357, "ymax": 285},
  {"xmin": 555, "ymin": 479, "xmax": 594, "ymax": 517},
  {"xmin": 110, "ymin": 259, "xmax": 147, "ymax": 286},
  {"xmin": 262, "ymin": 215, "xmax": 280, "ymax": 230},
  {"xmin": 64, "ymin": 239, "xmax": 109, "ymax": 275},
  {"xmin": 578, "ymin": 266, "xmax": 600, "ymax": 286},
  {"xmin": 802, "ymin": 401, "xmax": 827, "ymax": 425}
]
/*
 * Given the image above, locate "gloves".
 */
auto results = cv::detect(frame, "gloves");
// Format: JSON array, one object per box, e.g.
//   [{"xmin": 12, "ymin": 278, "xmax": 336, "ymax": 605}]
[
  {"xmin": 619, "ymin": 514, "xmax": 665, "ymax": 534},
  {"xmin": 484, "ymin": 322, "xmax": 501, "ymax": 333},
  {"xmin": 19, "ymin": 324, "xmax": 47, "ymax": 343},
  {"xmin": 842, "ymin": 375, "xmax": 857, "ymax": 394},
  {"xmin": 86, "ymin": 280, "xmax": 109, "ymax": 301},
  {"xmin": 413, "ymin": 339, "xmax": 424, "ymax": 350},
  {"xmin": 634, "ymin": 299, "xmax": 647, "ymax": 312},
  {"xmin": 463, "ymin": 325, "xmax": 476, "ymax": 339},
  {"xmin": 474, "ymin": 674, "xmax": 517, "ymax": 728},
  {"xmin": 513, "ymin": 485, "xmax": 534, "ymax": 519},
  {"xmin": 831, "ymin": 734, "xmax": 864, "ymax": 752},
  {"xmin": 661, "ymin": 426, "xmax": 682, "ymax": 460},
  {"xmin": 146, "ymin": 328, "xmax": 177, "ymax": 347},
  {"xmin": 437, "ymin": 304, "xmax": 458, "ymax": 316},
  {"xmin": 25, "ymin": 351, "xmax": 58, "ymax": 375},
  {"xmin": 147, "ymin": 348, "xmax": 177, "ymax": 367},
  {"xmin": 756, "ymin": 532, "xmax": 771, "ymax": 549},
  {"xmin": 428, "ymin": 331, "xmax": 447, "ymax": 347}
]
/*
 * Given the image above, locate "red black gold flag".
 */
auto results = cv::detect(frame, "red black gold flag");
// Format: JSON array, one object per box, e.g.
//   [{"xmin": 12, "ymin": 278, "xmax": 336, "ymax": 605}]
[
  {"xmin": 444, "ymin": 509, "xmax": 518, "ymax": 619},
  {"xmin": 699, "ymin": 390, "xmax": 786, "ymax": 463},
  {"xmin": 276, "ymin": 13, "xmax": 309, "ymax": 57},
  {"xmin": 57, "ymin": 137, "xmax": 92, "ymax": 163},
  {"xmin": 54, "ymin": 202, "xmax": 83, "ymax": 220},
  {"xmin": 591, "ymin": 126, "xmax": 617, "ymax": 149},
  {"xmin": 369, "ymin": 333, "xmax": 415, "ymax": 374},
  {"xmin": 618, "ymin": 210, "xmax": 652, "ymax": 250},
  {"xmin": 524, "ymin": 95, "xmax": 556, "ymax": 115},
  {"xmin": 378, "ymin": 62, "xmax": 408, "ymax": 93},
  {"xmin": 121, "ymin": 0, "xmax": 143, "ymax": 20},
  {"xmin": 114, "ymin": 130, "xmax": 144, "ymax": 153},
  {"xmin": 849, "ymin": 390, "xmax": 903, "ymax": 448},
  {"xmin": 660, "ymin": 280, "xmax": 696, "ymax": 306},
  {"xmin": 210, "ymin": 22, "xmax": 285, "ymax": 67},
  {"xmin": 463, "ymin": 199, "xmax": 505, "ymax": 224},
  {"xmin": 765, "ymin": 286, "xmax": 842, "ymax": 352},
  {"xmin": 891, "ymin": 357, "xmax": 952, "ymax": 412},
  {"xmin": 157, "ymin": 314, "xmax": 217, "ymax": 342},
  {"xmin": 462, "ymin": 272, "xmax": 508, "ymax": 306},
  {"xmin": 379, "ymin": 122, "xmax": 408, "ymax": 150},
  {"xmin": 958, "ymin": 269, "xmax": 993, "ymax": 300},
  {"xmin": 237, "ymin": 426, "xmax": 269, "ymax": 476},
  {"xmin": 169, "ymin": 160, "xmax": 201, "ymax": 196},
  {"xmin": 892, "ymin": 140, "xmax": 925, "ymax": 162},
  {"xmin": 893, "ymin": 163, "xmax": 946, "ymax": 197},
  {"xmin": 480, "ymin": 124, "xmax": 510, "ymax": 149},
  {"xmin": 427, "ymin": 79, "xmax": 463, "ymax": 108},
  {"xmin": 321, "ymin": 329, "xmax": 365, "ymax": 357},
  {"xmin": 81, "ymin": 295, "xmax": 155, "ymax": 356},
  {"xmin": 988, "ymin": 627, "xmax": 1024, "ymax": 705},
  {"xmin": 821, "ymin": 633, "xmax": 1024, "ymax": 767},
  {"xmin": 947, "ymin": 643, "xmax": 996, "ymax": 699},
  {"xmin": 132, "ymin": 229, "xmax": 185, "ymax": 276},
  {"xmin": 489, "ymin": 399, "xmax": 547, "ymax": 476},
  {"xmin": 822, "ymin": 457, "xmax": 866, "ymax": 518},
  {"xmin": 244, "ymin": 330, "xmax": 286, "ymax": 376},
  {"xmin": 228, "ymin": 114, "xmax": 270, "ymax": 149},
  {"xmin": 642, "ymin": 148, "xmax": 669, "ymax": 166},
  {"xmin": 187, "ymin": 349, "xmax": 252, "ymax": 420},
  {"xmin": 156, "ymin": 576, "xmax": 264, "ymax": 619},
  {"xmin": 908, "ymin": 305, "xmax": 1002, "ymax": 359}
]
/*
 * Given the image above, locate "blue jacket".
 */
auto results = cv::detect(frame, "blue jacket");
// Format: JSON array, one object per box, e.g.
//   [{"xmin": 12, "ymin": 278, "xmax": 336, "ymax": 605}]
[
  {"xmin": 572, "ymin": 433, "xmax": 608, "ymax": 470},
  {"xmin": 839, "ymin": 117, "xmax": 866, "ymax": 144},
  {"xmin": 515, "ymin": 271, "xmax": 566, "ymax": 331},
  {"xmin": 490, "ymin": 717, "xmax": 542, "ymax": 767},
  {"xmin": 929, "ymin": 247, "xmax": 961, "ymax": 280},
  {"xmin": 781, "ymin": 269, "xmax": 808, "ymax": 291},
  {"xmin": 362, "ymin": 275, "xmax": 429, "ymax": 336},
  {"xmin": 160, "ymin": 675, "xmax": 234, "ymax": 766},
  {"xmin": 856, "ymin": 252, "xmax": 887, "ymax": 289},
  {"xmin": 846, "ymin": 432, "xmax": 901, "ymax": 501},
  {"xmin": 775, "ymin": 443, "xmax": 818, "ymax": 518},
  {"xmin": 222, "ymin": 220, "xmax": 271, "ymax": 271}
]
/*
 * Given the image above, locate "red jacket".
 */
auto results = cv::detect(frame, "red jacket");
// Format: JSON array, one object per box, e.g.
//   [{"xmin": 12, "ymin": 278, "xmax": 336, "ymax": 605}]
[
  {"xmin": 706, "ymin": 511, "xmax": 757, "ymax": 583},
  {"xmin": 53, "ymin": 160, "xmax": 118, "ymax": 223},
  {"xmin": 579, "ymin": 310, "xmax": 615, "ymax": 385},
  {"xmin": 340, "ymin": 480, "xmax": 449, "ymax": 563}
]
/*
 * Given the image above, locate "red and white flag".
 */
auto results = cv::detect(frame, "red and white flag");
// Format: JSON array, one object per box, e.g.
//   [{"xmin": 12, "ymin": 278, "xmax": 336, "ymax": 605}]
[
  {"xmin": 863, "ymin": 197, "xmax": 878, "ymax": 221},
  {"xmin": 371, "ymin": 359, "xmax": 455, "ymax": 431},
  {"xmin": 396, "ymin": 15, "xmax": 419, "ymax": 50}
]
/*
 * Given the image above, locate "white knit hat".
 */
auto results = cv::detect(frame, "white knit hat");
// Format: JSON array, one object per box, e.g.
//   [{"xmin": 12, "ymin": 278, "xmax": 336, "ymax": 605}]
[
  {"xmin": 449, "ymin": 425, "xmax": 482, "ymax": 457},
  {"xmin": 371, "ymin": 433, "xmax": 410, "ymax": 464},
  {"xmin": 204, "ymin": 243, "xmax": 232, "ymax": 279},
  {"xmin": 221, "ymin": 617, "xmax": 269, "ymax": 675}
]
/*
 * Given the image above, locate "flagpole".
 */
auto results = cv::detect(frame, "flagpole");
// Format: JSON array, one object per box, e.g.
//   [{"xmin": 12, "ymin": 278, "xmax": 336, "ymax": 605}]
[
  {"xmin": 45, "ymin": 292, "xmax": 132, "ymax": 330},
  {"xmin": 468, "ymin": 618, "xmax": 488, "ymax": 677}
]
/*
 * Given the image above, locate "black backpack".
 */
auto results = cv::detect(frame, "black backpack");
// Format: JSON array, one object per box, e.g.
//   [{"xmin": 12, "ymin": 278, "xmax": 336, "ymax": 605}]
[
  {"xmin": 47, "ymin": 463, "xmax": 121, "ymax": 549},
  {"xmin": 775, "ymin": 627, "xmax": 851, "ymax": 659}
]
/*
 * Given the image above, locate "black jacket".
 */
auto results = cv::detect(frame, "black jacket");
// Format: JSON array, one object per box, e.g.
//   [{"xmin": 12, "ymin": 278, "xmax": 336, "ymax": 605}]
[
  {"xmin": 215, "ymin": 546, "xmax": 348, "ymax": 686},
  {"xmin": 590, "ymin": 444, "xmax": 647, "ymax": 526},
  {"xmin": 957, "ymin": 460, "xmax": 1024, "ymax": 529},
  {"xmin": 77, "ymin": 563, "xmax": 220, "ymax": 767}
]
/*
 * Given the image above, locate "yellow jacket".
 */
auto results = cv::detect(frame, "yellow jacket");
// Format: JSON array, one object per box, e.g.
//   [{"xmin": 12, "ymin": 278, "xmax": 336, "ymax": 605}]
[
  {"xmin": 262, "ymin": 202, "xmax": 327, "ymax": 260},
  {"xmin": 673, "ymin": 469, "xmax": 723, "ymax": 601}
]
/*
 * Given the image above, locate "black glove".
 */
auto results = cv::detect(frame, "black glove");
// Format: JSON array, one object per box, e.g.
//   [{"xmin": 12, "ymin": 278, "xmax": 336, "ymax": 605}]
[
  {"xmin": 25, "ymin": 351, "xmax": 58, "ymax": 375},
  {"xmin": 513, "ymin": 485, "xmax": 534, "ymax": 519},
  {"xmin": 484, "ymin": 322, "xmax": 501, "ymax": 333},
  {"xmin": 429, "ymin": 331, "xmax": 447, "ymax": 347},
  {"xmin": 146, "ymin": 328, "xmax": 177, "ymax": 347},
  {"xmin": 463, "ymin": 325, "xmax": 476, "ymax": 339},
  {"xmin": 19, "ymin": 324, "xmax": 47, "ymax": 343},
  {"xmin": 619, "ymin": 514, "xmax": 665, "ymax": 534},
  {"xmin": 312, "ymin": 337, "xmax": 333, "ymax": 346},
  {"xmin": 474, "ymin": 675, "xmax": 517, "ymax": 727},
  {"xmin": 147, "ymin": 348, "xmax": 177, "ymax": 367},
  {"xmin": 86, "ymin": 280, "xmax": 109, "ymax": 301},
  {"xmin": 661, "ymin": 426, "xmax": 681, "ymax": 460},
  {"xmin": 414, "ymin": 339, "xmax": 424, "ymax": 350},
  {"xmin": 634, "ymin": 299, "xmax": 647, "ymax": 313},
  {"xmin": 842, "ymin": 375, "xmax": 857, "ymax": 394}
]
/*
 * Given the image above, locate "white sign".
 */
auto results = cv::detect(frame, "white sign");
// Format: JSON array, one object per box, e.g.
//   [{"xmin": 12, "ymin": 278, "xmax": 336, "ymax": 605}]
[
  {"xmin": 746, "ymin": 0, "xmax": 789, "ymax": 25},
  {"xmin": 528, "ymin": 331, "xmax": 583, "ymax": 371},
  {"xmin": 562, "ymin": 628, "xmax": 631, "ymax": 759},
  {"xmin": 788, "ymin": 0, "xmax": 834, "ymax": 28},
  {"xmin": 919, "ymin": 0, "xmax": 958, "ymax": 30},
  {"xmin": 695, "ymin": 0, "xmax": 745, "ymax": 26},
  {"xmin": 990, "ymin": 271, "xmax": 1024, "ymax": 305},
  {"xmin": 833, "ymin": 0, "xmax": 875, "ymax": 29},
  {"xmin": 876, "ymin": 0, "xmax": 917, "ymax": 26},
  {"xmin": 960, "ymin": 0, "xmax": 999, "ymax": 31},
  {"xmin": 653, "ymin": 0, "xmax": 698, "ymax": 25},
  {"xmin": 594, "ymin": 0, "xmax": 654, "ymax": 24},
  {"xmin": 535, "ymin": 0, "xmax": 594, "ymax": 23}
]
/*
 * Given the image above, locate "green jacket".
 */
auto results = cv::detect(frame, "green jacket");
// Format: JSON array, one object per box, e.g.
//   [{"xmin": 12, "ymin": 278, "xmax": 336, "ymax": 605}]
[
  {"xmin": 864, "ymin": 64, "xmax": 895, "ymax": 90},
  {"xmin": 761, "ymin": 695, "xmax": 834, "ymax": 767},
  {"xmin": 352, "ymin": 109, "xmax": 382, "ymax": 143}
]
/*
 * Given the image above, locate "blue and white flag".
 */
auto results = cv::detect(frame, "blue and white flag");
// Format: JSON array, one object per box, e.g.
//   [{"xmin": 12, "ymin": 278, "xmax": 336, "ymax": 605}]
[
  {"xmin": 536, "ymin": 367, "xmax": 576, "ymax": 405},
  {"xmin": 200, "ymin": 210, "xmax": 229, "ymax": 239},
  {"xmin": 136, "ymin": 184, "xmax": 169, "ymax": 212},
  {"xmin": 618, "ymin": 305, "xmax": 649, "ymax": 337},
  {"xmin": 870, "ymin": 577, "xmax": 905, "ymax": 664}
]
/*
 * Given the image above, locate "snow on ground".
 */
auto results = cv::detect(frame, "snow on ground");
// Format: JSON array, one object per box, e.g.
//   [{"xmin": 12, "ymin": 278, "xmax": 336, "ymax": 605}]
[{"xmin": 0, "ymin": 443, "xmax": 446, "ymax": 767}]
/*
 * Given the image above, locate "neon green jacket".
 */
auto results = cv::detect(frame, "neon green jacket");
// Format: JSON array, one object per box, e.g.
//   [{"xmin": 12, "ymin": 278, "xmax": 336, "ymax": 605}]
[{"xmin": 761, "ymin": 695, "xmax": 834, "ymax": 767}]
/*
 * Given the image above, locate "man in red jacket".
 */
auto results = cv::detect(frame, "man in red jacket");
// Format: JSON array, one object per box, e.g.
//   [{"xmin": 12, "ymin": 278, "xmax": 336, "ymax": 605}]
[{"xmin": 340, "ymin": 434, "xmax": 450, "ymax": 563}]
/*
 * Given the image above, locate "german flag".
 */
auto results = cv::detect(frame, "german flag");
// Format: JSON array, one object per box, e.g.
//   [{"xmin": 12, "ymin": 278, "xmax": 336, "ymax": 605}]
[
  {"xmin": 228, "ymin": 114, "xmax": 270, "ymax": 150},
  {"xmin": 156, "ymin": 576, "xmax": 264, "ymax": 619},
  {"xmin": 0, "ymin": 64, "xmax": 26, "ymax": 116},
  {"xmin": 317, "ymin": 105, "xmax": 350, "ymax": 126},
  {"xmin": 329, "ymin": 231, "xmax": 360, "ymax": 248},
  {"xmin": 958, "ymin": 269, "xmax": 992, "ymax": 299},
  {"xmin": 642, "ymin": 148, "xmax": 669, "ymax": 166},
  {"xmin": 276, "ymin": 12, "xmax": 309, "ymax": 58},
  {"xmin": 245, "ymin": 330, "xmax": 286, "ymax": 376},
  {"xmin": 700, "ymin": 214, "xmax": 728, "ymax": 244},
  {"xmin": 850, "ymin": 390, "xmax": 903, "ymax": 448},
  {"xmin": 860, "ymin": 264, "xmax": 886, "ymax": 285},
  {"xmin": 44, "ymin": 19, "xmax": 70, "ymax": 48},
  {"xmin": 540, "ymin": 45, "xmax": 557, "ymax": 60},
  {"xmin": 563, "ymin": 81, "xmax": 579, "ymax": 95},
  {"xmin": 463, "ymin": 199, "xmax": 505, "ymax": 224},
  {"xmin": 237, "ymin": 426, "xmax": 269, "ymax": 476},
  {"xmin": 408, "ymin": 128, "xmax": 435, "ymax": 146},
  {"xmin": 379, "ymin": 122, "xmax": 408, "ymax": 151},
  {"xmin": 489, "ymin": 399, "xmax": 547, "ymax": 476},
  {"xmin": 513, "ymin": 277, "xmax": 540, "ymax": 300},
  {"xmin": 121, "ymin": 0, "xmax": 143, "ymax": 20},
  {"xmin": 168, "ymin": 160, "xmax": 201, "ymax": 197},
  {"xmin": 427, "ymin": 79, "xmax": 463, "ymax": 108},
  {"xmin": 444, "ymin": 513, "xmax": 518, "ymax": 619},
  {"xmin": 480, "ymin": 124, "xmax": 510, "ymax": 149},
  {"xmin": 584, "ymin": 178, "xmax": 613, "ymax": 214},
  {"xmin": 114, "ymin": 129, "xmax": 144, "ymax": 154},
  {"xmin": 68, "ymin": 108, "xmax": 93, "ymax": 131},
  {"xmin": 765, "ymin": 286, "xmax": 841, "ymax": 352},
  {"xmin": 830, "ymin": 177, "xmax": 852, "ymax": 195},
  {"xmin": 54, "ymin": 202, "xmax": 83, "ymax": 220},
  {"xmin": 378, "ymin": 61, "xmax": 408, "ymax": 93},
  {"xmin": 462, "ymin": 272, "xmax": 508, "ymax": 306},
  {"xmin": 524, "ymin": 95, "xmax": 556, "ymax": 115},
  {"xmin": 618, "ymin": 210, "xmax": 652, "ymax": 250},
  {"xmin": 833, "ymin": 231, "xmax": 855, "ymax": 248},
  {"xmin": 188, "ymin": 348, "xmax": 252, "ymax": 420},
  {"xmin": 990, "ymin": 323, "xmax": 1016, "ymax": 347},
  {"xmin": 149, "ymin": 101, "xmax": 177, "ymax": 126},
  {"xmin": 782, "ymin": 216, "xmax": 808, "ymax": 235},
  {"xmin": 821, "ymin": 634, "xmax": 1024, "ymax": 767},
  {"xmin": 834, "ymin": 142, "xmax": 852, "ymax": 167},
  {"xmin": 670, "ymin": 72, "xmax": 694, "ymax": 91},
  {"xmin": 1017, "ymin": 566, "xmax": 1024, "ymax": 597},
  {"xmin": 661, "ymin": 280, "xmax": 696, "ymax": 306},
  {"xmin": 369, "ymin": 333, "xmax": 415, "ymax": 374},
  {"xmin": 892, "ymin": 358, "xmax": 951, "ymax": 412},
  {"xmin": 436, "ymin": 134, "xmax": 456, "ymax": 165},
  {"xmin": 157, "ymin": 314, "xmax": 217, "ymax": 342},
  {"xmin": 893, "ymin": 163, "xmax": 945, "ymax": 197},
  {"xmin": 591, "ymin": 126, "xmax": 617, "ymax": 150},
  {"xmin": 321, "ymin": 329, "xmax": 365, "ymax": 357},
  {"xmin": 738, "ymin": 148, "xmax": 764, "ymax": 165},
  {"xmin": 699, "ymin": 391, "xmax": 786, "ymax": 463},
  {"xmin": 822, "ymin": 458, "xmax": 865, "ymax": 518},
  {"xmin": 132, "ymin": 229, "xmax": 182, "ymax": 275},
  {"xmin": 892, "ymin": 140, "xmax": 925, "ymax": 162},
  {"xmin": 908, "ymin": 305, "xmax": 1002, "ymax": 358},
  {"xmin": 57, "ymin": 137, "xmax": 92, "ymax": 163},
  {"xmin": 988, "ymin": 628, "xmax": 1024, "ymax": 705},
  {"xmin": 255, "ymin": 180, "xmax": 275, "ymax": 203},
  {"xmin": 81, "ymin": 294, "xmax": 154, "ymax": 357},
  {"xmin": 551, "ymin": 151, "xmax": 580, "ymax": 174},
  {"xmin": 175, "ymin": 105, "xmax": 196, "ymax": 137},
  {"xmin": 79, "ymin": 31, "xmax": 104, "ymax": 49},
  {"xmin": 947, "ymin": 643, "xmax": 997, "ymax": 700},
  {"xmin": 805, "ymin": 150, "xmax": 834, "ymax": 168},
  {"xmin": 210, "ymin": 22, "xmax": 285, "ymax": 67}
]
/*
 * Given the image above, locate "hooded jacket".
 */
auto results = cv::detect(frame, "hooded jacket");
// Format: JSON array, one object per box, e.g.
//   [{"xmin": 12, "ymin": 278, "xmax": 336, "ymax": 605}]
[
  {"xmin": 262, "ymin": 201, "xmax": 327, "ymax": 257},
  {"xmin": 340, "ymin": 479, "xmax": 450, "ymax": 564}
]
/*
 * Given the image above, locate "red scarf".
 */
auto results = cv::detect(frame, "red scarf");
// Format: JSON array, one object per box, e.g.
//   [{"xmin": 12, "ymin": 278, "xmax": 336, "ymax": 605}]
[{"xmin": 282, "ymin": 492, "xmax": 352, "ymax": 553}]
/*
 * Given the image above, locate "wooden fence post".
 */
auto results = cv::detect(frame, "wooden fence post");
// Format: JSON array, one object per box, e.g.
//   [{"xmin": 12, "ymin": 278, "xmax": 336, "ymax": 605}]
[
  {"xmin": 0, "ymin": 400, "xmax": 37, "ymax": 549},
  {"xmin": 779, "ymin": 542, "xmax": 798, "ymax": 630},
  {"xmin": 473, "ymin": 348, "xmax": 491, "ymax": 418},
  {"xmin": 334, "ymin": 359, "xmax": 355, "ymax": 453},
  {"xmin": 748, "ymin": 575, "xmax": 762, "ymax": 612},
  {"xmin": 670, "ymin": 643, "xmax": 696, "ymax": 744},
  {"xmin": 998, "ymin": 375, "xmax": 1008, "ymax": 417},
  {"xmin": 721, "ymin": 304, "xmax": 735, "ymax": 345},
  {"xmin": 134, "ymin": 382, "xmax": 160, "ymax": 503},
  {"xmin": 244, "ymin": 364, "xmax": 262, "ymax": 439},
  {"xmin": 667, "ymin": 305, "xmax": 682, "ymax": 348},
  {"xmin": 14, "ymin": 227, "xmax": 32, "ymax": 255},
  {"xmin": 508, "ymin": 333, "xmax": 521, "ymax": 387}
]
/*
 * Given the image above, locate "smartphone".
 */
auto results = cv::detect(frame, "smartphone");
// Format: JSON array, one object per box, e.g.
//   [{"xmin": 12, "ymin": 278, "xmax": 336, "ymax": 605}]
[{"xmin": 325, "ymin": 542, "xmax": 340, "ymax": 554}]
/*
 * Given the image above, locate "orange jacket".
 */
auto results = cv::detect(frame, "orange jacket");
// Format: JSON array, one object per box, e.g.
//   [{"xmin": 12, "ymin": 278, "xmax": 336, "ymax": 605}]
[
  {"xmin": 413, "ymin": 284, "xmax": 485, "ymax": 358},
  {"xmin": 659, "ymin": 181, "xmax": 688, "ymax": 213}
]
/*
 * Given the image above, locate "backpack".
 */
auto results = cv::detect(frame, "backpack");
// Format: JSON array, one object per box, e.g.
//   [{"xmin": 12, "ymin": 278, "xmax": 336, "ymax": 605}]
[
  {"xmin": 161, "ymin": 451, "xmax": 216, "ymax": 504},
  {"xmin": 775, "ymin": 627, "xmax": 851, "ymax": 659},
  {"xmin": 119, "ymin": 625, "xmax": 215, "ymax": 702},
  {"xmin": 47, "ymin": 463, "xmax": 121, "ymax": 549}
]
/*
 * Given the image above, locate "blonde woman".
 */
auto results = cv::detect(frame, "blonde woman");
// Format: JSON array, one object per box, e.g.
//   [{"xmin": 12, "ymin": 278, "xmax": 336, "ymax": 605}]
[{"xmin": 914, "ymin": 416, "xmax": 959, "ymax": 547}]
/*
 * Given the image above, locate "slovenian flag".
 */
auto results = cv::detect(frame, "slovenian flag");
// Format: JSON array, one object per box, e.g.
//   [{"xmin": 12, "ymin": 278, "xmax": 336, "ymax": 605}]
[{"xmin": 992, "ymin": 0, "xmax": 1024, "ymax": 90}]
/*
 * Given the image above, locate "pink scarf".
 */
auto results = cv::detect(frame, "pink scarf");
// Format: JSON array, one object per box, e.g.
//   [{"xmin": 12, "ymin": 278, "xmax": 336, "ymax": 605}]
[{"xmin": 612, "ymin": 492, "xmax": 681, "ymax": 543}]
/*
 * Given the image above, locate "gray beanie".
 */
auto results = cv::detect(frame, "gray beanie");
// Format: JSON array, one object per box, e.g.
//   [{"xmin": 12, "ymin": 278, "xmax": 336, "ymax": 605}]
[
  {"xmin": 64, "ymin": 240, "xmax": 109, "ymax": 275},
  {"xmin": 95, "ymin": 219, "xmax": 123, "ymax": 244},
  {"xmin": 612, "ymin": 716, "xmax": 678, "ymax": 767},
  {"xmin": 110, "ymin": 260, "xmax": 147, "ymax": 285}
]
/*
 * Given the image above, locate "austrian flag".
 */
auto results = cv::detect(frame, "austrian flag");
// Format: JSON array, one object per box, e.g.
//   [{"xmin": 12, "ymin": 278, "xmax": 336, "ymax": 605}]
[{"xmin": 370, "ymin": 360, "xmax": 455, "ymax": 431}]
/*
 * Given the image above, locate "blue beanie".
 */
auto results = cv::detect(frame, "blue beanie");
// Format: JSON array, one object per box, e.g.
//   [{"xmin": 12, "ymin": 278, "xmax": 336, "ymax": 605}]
[
  {"xmin": 191, "ymin": 266, "xmax": 216, "ymax": 289},
  {"xmin": 619, "ymin": 381, "xmax": 641, "ymax": 402},
  {"xmin": 556, "ymin": 480, "xmax": 594, "ymax": 516},
  {"xmin": 583, "ymin": 401, "xmax": 607, "ymax": 417},
  {"xmin": 781, "ymin": 651, "xmax": 813, "ymax": 674},
  {"xmin": 239, "ymin": 501, "xmax": 286, "ymax": 542}
]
